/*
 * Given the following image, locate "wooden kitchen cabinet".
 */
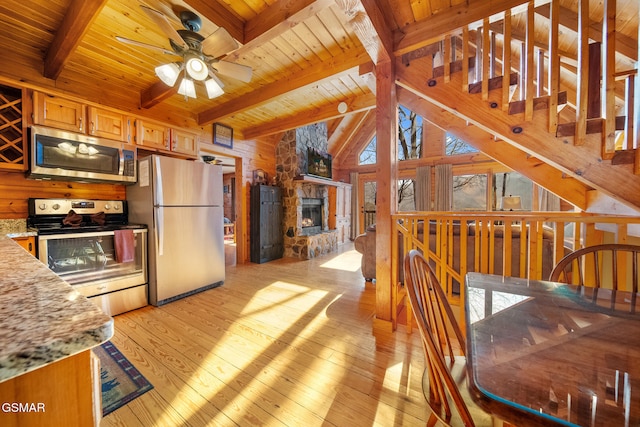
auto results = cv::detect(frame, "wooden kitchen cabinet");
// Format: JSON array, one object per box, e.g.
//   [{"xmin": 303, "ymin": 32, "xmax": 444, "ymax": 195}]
[
  {"xmin": 87, "ymin": 106, "xmax": 132, "ymax": 142},
  {"xmin": 33, "ymin": 92, "xmax": 86, "ymax": 132},
  {"xmin": 12, "ymin": 236, "xmax": 36, "ymax": 256},
  {"xmin": 135, "ymin": 119, "xmax": 170, "ymax": 150},
  {"xmin": 0, "ymin": 84, "xmax": 26, "ymax": 171},
  {"xmin": 171, "ymin": 128, "xmax": 197, "ymax": 156}
]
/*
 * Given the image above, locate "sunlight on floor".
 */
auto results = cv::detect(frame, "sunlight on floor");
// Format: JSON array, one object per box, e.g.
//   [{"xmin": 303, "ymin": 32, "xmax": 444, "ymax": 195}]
[
  {"xmin": 320, "ymin": 249, "xmax": 362, "ymax": 272},
  {"xmin": 172, "ymin": 280, "xmax": 341, "ymax": 424}
]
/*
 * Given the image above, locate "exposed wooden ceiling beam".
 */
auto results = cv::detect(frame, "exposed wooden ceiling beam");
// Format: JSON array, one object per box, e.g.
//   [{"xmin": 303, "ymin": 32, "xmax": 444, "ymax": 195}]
[
  {"xmin": 397, "ymin": 86, "xmax": 590, "ymax": 209},
  {"xmin": 329, "ymin": 110, "xmax": 371, "ymax": 158},
  {"xmin": 333, "ymin": 110, "xmax": 376, "ymax": 169},
  {"xmin": 141, "ymin": 80, "xmax": 179, "ymax": 109},
  {"xmin": 182, "ymin": 0, "xmax": 244, "ymax": 43},
  {"xmin": 335, "ymin": 0, "xmax": 394, "ymax": 63},
  {"xmin": 393, "ymin": 0, "xmax": 529, "ymax": 56},
  {"xmin": 44, "ymin": 0, "xmax": 109, "ymax": 79},
  {"xmin": 245, "ymin": 0, "xmax": 334, "ymax": 44},
  {"xmin": 198, "ymin": 51, "xmax": 372, "ymax": 125},
  {"xmin": 242, "ymin": 92, "xmax": 376, "ymax": 139}
]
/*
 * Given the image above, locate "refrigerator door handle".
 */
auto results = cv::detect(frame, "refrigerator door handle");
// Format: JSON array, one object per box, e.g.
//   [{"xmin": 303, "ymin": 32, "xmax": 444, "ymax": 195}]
[
  {"xmin": 155, "ymin": 206, "xmax": 164, "ymax": 256},
  {"xmin": 154, "ymin": 156, "xmax": 164, "ymax": 206}
]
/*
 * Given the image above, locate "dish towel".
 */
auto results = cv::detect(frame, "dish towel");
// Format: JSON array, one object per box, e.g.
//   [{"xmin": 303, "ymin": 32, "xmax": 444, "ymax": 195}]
[{"xmin": 114, "ymin": 229, "xmax": 135, "ymax": 263}]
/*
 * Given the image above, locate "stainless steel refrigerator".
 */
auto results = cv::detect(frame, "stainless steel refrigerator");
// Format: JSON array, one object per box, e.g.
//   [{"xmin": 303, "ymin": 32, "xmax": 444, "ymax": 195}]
[{"xmin": 127, "ymin": 155, "xmax": 224, "ymax": 305}]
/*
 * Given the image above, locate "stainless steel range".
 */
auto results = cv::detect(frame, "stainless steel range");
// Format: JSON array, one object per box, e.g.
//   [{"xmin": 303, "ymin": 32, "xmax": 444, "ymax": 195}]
[{"xmin": 28, "ymin": 198, "xmax": 148, "ymax": 316}]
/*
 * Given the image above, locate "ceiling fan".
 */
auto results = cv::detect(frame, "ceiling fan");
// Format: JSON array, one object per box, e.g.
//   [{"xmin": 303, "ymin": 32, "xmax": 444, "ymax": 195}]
[{"xmin": 116, "ymin": 5, "xmax": 252, "ymax": 99}]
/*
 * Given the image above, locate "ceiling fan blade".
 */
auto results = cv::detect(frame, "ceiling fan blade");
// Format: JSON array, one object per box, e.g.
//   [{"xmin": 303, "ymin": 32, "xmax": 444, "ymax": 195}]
[
  {"xmin": 140, "ymin": 5, "xmax": 187, "ymax": 50},
  {"xmin": 201, "ymin": 27, "xmax": 239, "ymax": 58},
  {"xmin": 115, "ymin": 36, "xmax": 178, "ymax": 56},
  {"xmin": 213, "ymin": 60, "xmax": 253, "ymax": 83}
]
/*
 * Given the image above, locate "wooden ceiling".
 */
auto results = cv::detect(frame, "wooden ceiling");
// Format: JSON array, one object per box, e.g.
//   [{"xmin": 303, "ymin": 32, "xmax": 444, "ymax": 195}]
[{"xmin": 0, "ymin": 0, "xmax": 637, "ymax": 153}]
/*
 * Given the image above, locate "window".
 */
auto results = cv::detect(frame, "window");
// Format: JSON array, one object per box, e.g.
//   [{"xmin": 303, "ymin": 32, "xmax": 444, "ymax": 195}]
[
  {"xmin": 398, "ymin": 105, "xmax": 423, "ymax": 160},
  {"xmin": 493, "ymin": 172, "xmax": 532, "ymax": 210},
  {"xmin": 453, "ymin": 174, "xmax": 487, "ymax": 211},
  {"xmin": 398, "ymin": 179, "xmax": 415, "ymax": 211},
  {"xmin": 445, "ymin": 133, "xmax": 478, "ymax": 156},
  {"xmin": 359, "ymin": 136, "xmax": 376, "ymax": 165}
]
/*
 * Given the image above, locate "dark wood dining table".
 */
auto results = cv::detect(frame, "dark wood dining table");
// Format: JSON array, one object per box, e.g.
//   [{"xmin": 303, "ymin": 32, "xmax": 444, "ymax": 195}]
[{"xmin": 465, "ymin": 272, "xmax": 640, "ymax": 427}]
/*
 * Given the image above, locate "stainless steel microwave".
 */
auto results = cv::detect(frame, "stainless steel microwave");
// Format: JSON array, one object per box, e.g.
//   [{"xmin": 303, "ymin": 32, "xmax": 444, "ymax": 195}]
[{"xmin": 29, "ymin": 125, "xmax": 136, "ymax": 184}]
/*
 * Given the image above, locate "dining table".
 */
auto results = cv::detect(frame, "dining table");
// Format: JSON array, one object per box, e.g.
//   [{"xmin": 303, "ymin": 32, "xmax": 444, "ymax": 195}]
[{"xmin": 465, "ymin": 272, "xmax": 640, "ymax": 427}]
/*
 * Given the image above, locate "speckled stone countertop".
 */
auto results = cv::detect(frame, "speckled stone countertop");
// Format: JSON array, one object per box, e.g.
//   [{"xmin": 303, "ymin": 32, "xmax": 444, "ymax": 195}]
[{"xmin": 0, "ymin": 235, "xmax": 114, "ymax": 383}]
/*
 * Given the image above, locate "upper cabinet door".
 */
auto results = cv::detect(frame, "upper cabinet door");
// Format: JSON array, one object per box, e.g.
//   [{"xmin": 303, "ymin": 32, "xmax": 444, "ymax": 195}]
[
  {"xmin": 171, "ymin": 129, "xmax": 197, "ymax": 156},
  {"xmin": 87, "ymin": 106, "xmax": 130, "ymax": 142},
  {"xmin": 136, "ymin": 119, "xmax": 170, "ymax": 150},
  {"xmin": 33, "ymin": 92, "xmax": 86, "ymax": 132}
]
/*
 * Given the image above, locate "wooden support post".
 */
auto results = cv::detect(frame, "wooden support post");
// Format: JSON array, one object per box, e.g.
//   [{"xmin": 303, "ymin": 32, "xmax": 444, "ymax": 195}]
[
  {"xmin": 635, "ymin": 2, "xmax": 640, "ymax": 174},
  {"xmin": 490, "ymin": 31, "xmax": 496, "ymax": 79},
  {"xmin": 502, "ymin": 9, "xmax": 512, "ymax": 111},
  {"xmin": 444, "ymin": 34, "xmax": 451, "ymax": 83},
  {"xmin": 462, "ymin": 27, "xmax": 469, "ymax": 91},
  {"xmin": 575, "ymin": 0, "xmax": 589, "ymax": 146},
  {"xmin": 374, "ymin": 60, "xmax": 397, "ymax": 328},
  {"xmin": 602, "ymin": 0, "xmax": 616, "ymax": 159},
  {"xmin": 536, "ymin": 49, "xmax": 545, "ymax": 97},
  {"xmin": 587, "ymin": 42, "xmax": 602, "ymax": 119},
  {"xmin": 520, "ymin": 42, "xmax": 526, "ymax": 101},
  {"xmin": 482, "ymin": 18, "xmax": 490, "ymax": 100},
  {"xmin": 548, "ymin": 0, "xmax": 560, "ymax": 133},
  {"xmin": 525, "ymin": 1, "xmax": 534, "ymax": 121},
  {"xmin": 625, "ymin": 75, "xmax": 635, "ymax": 151},
  {"xmin": 475, "ymin": 29, "xmax": 482, "ymax": 83}
]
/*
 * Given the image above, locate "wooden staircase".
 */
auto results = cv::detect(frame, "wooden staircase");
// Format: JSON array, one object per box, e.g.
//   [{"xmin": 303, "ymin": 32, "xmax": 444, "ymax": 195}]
[{"xmin": 395, "ymin": 0, "xmax": 640, "ymax": 211}]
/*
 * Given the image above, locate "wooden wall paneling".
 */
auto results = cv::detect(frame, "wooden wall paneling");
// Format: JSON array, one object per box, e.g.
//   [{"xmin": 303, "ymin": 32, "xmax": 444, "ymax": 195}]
[
  {"xmin": 0, "ymin": 172, "xmax": 125, "ymax": 219},
  {"xmin": 635, "ymin": 3, "xmax": 640, "ymax": 174}
]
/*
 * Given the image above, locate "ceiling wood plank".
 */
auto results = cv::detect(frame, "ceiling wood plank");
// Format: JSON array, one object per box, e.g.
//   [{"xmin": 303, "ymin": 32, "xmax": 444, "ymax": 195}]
[
  {"xmin": 43, "ymin": 0, "xmax": 109, "ymax": 79},
  {"xmin": 535, "ymin": 3, "xmax": 638, "ymax": 61},
  {"xmin": 183, "ymin": 0, "xmax": 245, "ymax": 43},
  {"xmin": 198, "ymin": 51, "xmax": 372, "ymax": 125},
  {"xmin": 245, "ymin": 0, "xmax": 335, "ymax": 44},
  {"xmin": 242, "ymin": 92, "xmax": 376, "ymax": 139},
  {"xmin": 394, "ymin": 0, "xmax": 529, "ymax": 56}
]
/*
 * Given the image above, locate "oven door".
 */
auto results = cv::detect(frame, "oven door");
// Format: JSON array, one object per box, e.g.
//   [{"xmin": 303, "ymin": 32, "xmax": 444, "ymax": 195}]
[{"xmin": 37, "ymin": 229, "xmax": 147, "ymax": 297}]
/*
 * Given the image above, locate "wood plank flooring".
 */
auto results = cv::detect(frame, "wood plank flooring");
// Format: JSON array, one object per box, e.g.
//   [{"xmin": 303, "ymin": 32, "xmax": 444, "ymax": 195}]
[{"xmin": 101, "ymin": 244, "xmax": 429, "ymax": 426}]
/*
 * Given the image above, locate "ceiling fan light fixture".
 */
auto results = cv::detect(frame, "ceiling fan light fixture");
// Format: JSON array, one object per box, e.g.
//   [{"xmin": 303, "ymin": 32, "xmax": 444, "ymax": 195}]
[
  {"xmin": 177, "ymin": 78, "xmax": 197, "ymax": 98},
  {"xmin": 155, "ymin": 63, "xmax": 181, "ymax": 87},
  {"xmin": 204, "ymin": 78, "xmax": 224, "ymax": 99},
  {"xmin": 185, "ymin": 55, "xmax": 209, "ymax": 81}
]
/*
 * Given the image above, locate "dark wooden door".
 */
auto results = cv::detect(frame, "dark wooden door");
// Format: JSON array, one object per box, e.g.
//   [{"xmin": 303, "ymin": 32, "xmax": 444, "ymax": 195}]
[{"xmin": 250, "ymin": 185, "xmax": 283, "ymax": 263}]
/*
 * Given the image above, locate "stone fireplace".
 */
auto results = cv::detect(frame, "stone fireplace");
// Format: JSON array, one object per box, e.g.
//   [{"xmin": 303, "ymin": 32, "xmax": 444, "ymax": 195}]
[{"xmin": 275, "ymin": 123, "xmax": 338, "ymax": 259}]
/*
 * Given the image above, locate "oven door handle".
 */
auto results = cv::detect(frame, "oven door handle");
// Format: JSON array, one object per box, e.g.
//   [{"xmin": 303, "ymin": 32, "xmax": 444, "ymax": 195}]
[{"xmin": 155, "ymin": 206, "xmax": 164, "ymax": 256}]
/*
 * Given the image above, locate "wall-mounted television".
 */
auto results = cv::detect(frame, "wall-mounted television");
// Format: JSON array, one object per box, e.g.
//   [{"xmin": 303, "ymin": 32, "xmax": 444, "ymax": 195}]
[{"xmin": 306, "ymin": 148, "xmax": 332, "ymax": 179}]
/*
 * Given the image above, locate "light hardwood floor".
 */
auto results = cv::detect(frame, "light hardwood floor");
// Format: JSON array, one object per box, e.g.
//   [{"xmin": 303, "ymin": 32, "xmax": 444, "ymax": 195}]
[{"xmin": 101, "ymin": 244, "xmax": 429, "ymax": 426}]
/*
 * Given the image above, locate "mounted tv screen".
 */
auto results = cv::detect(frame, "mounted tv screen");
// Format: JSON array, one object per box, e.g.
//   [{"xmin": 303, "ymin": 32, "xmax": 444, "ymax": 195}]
[{"xmin": 307, "ymin": 148, "xmax": 332, "ymax": 179}]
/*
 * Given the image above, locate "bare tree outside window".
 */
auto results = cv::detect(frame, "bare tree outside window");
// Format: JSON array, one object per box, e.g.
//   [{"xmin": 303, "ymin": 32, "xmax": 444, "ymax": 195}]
[
  {"xmin": 445, "ymin": 132, "xmax": 478, "ymax": 155},
  {"xmin": 398, "ymin": 105, "xmax": 423, "ymax": 160},
  {"xmin": 359, "ymin": 136, "xmax": 376, "ymax": 165}
]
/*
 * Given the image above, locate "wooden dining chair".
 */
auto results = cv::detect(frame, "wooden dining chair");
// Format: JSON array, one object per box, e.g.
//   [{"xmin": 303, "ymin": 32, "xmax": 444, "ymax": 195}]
[
  {"xmin": 549, "ymin": 244, "xmax": 640, "ymax": 310},
  {"xmin": 404, "ymin": 249, "xmax": 505, "ymax": 427}
]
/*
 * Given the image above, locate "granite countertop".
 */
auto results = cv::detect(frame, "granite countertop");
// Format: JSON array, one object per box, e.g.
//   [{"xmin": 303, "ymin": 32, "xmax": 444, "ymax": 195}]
[{"xmin": 0, "ymin": 236, "xmax": 114, "ymax": 383}]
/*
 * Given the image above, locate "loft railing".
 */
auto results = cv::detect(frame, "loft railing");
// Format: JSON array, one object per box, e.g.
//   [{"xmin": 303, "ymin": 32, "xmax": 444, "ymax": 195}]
[{"xmin": 392, "ymin": 212, "xmax": 640, "ymax": 324}]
